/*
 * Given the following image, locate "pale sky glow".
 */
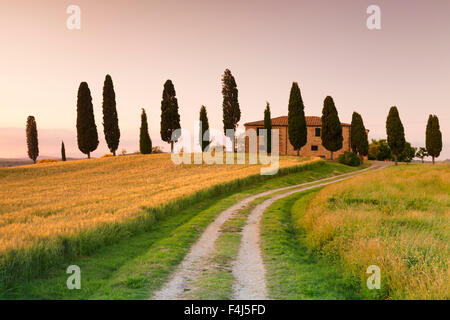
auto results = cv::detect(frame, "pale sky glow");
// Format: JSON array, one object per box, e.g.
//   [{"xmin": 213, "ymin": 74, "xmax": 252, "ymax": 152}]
[{"xmin": 0, "ymin": 0, "xmax": 448, "ymax": 158}]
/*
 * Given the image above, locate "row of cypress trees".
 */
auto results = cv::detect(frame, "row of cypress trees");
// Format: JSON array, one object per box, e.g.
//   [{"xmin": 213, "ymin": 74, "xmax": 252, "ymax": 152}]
[
  {"xmin": 155, "ymin": 70, "xmax": 239, "ymax": 154},
  {"xmin": 76, "ymin": 70, "xmax": 238, "ymax": 156},
  {"xmin": 25, "ymin": 70, "xmax": 442, "ymax": 163},
  {"xmin": 263, "ymin": 82, "xmax": 442, "ymax": 165},
  {"xmin": 261, "ymin": 82, "xmax": 359, "ymax": 160},
  {"xmin": 283, "ymin": 83, "xmax": 355, "ymax": 161},
  {"xmin": 76, "ymin": 75, "xmax": 120, "ymax": 158},
  {"xmin": 386, "ymin": 107, "xmax": 442, "ymax": 165}
]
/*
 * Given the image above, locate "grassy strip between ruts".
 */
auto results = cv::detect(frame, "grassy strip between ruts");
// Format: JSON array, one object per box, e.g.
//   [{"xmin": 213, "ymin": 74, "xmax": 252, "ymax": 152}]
[
  {"xmin": 182, "ymin": 196, "xmax": 268, "ymax": 299},
  {"xmin": 261, "ymin": 189, "xmax": 364, "ymax": 300},
  {"xmin": 1, "ymin": 161, "xmax": 362, "ymax": 299}
]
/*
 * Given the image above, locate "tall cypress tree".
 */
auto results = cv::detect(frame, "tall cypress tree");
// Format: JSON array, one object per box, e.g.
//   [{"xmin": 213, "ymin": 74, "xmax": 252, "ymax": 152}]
[
  {"xmin": 102, "ymin": 74, "xmax": 120, "ymax": 156},
  {"xmin": 386, "ymin": 106, "xmax": 405, "ymax": 165},
  {"xmin": 264, "ymin": 102, "xmax": 272, "ymax": 154},
  {"xmin": 140, "ymin": 108, "xmax": 152, "ymax": 154},
  {"xmin": 321, "ymin": 96, "xmax": 343, "ymax": 160},
  {"xmin": 76, "ymin": 82, "xmax": 98, "ymax": 158},
  {"xmin": 26, "ymin": 116, "xmax": 39, "ymax": 163},
  {"xmin": 160, "ymin": 80, "xmax": 181, "ymax": 152},
  {"xmin": 426, "ymin": 114, "xmax": 442, "ymax": 164},
  {"xmin": 222, "ymin": 69, "xmax": 241, "ymax": 153},
  {"xmin": 199, "ymin": 105, "xmax": 210, "ymax": 152},
  {"xmin": 287, "ymin": 82, "xmax": 307, "ymax": 156},
  {"xmin": 350, "ymin": 112, "xmax": 368, "ymax": 163},
  {"xmin": 61, "ymin": 141, "xmax": 66, "ymax": 161}
]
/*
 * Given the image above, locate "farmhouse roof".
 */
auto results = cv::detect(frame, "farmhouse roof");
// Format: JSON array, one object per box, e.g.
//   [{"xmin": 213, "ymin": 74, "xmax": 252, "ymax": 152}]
[{"xmin": 244, "ymin": 116, "xmax": 351, "ymax": 127}]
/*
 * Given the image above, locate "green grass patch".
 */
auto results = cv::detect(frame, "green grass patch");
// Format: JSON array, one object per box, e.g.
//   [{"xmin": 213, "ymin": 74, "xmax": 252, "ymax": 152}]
[{"xmin": 261, "ymin": 189, "xmax": 364, "ymax": 300}]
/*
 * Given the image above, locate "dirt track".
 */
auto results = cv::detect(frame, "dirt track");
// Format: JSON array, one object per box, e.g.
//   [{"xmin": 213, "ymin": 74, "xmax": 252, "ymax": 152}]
[{"xmin": 152, "ymin": 162, "xmax": 389, "ymax": 300}]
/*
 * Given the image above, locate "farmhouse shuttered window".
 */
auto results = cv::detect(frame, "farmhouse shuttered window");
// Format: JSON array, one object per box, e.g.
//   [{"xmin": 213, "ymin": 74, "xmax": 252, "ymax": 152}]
[{"xmin": 315, "ymin": 128, "xmax": 321, "ymax": 137}]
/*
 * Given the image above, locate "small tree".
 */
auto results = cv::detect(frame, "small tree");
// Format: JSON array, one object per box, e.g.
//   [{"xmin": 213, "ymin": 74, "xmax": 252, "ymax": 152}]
[
  {"xmin": 398, "ymin": 142, "xmax": 416, "ymax": 163},
  {"xmin": 76, "ymin": 82, "xmax": 99, "ymax": 158},
  {"xmin": 61, "ymin": 141, "xmax": 66, "ymax": 161},
  {"xmin": 199, "ymin": 105, "xmax": 210, "ymax": 152},
  {"xmin": 321, "ymin": 96, "xmax": 343, "ymax": 160},
  {"xmin": 376, "ymin": 139, "xmax": 392, "ymax": 161},
  {"xmin": 26, "ymin": 116, "xmax": 39, "ymax": 163},
  {"xmin": 264, "ymin": 102, "xmax": 272, "ymax": 154},
  {"xmin": 386, "ymin": 106, "xmax": 405, "ymax": 165},
  {"xmin": 415, "ymin": 147, "xmax": 428, "ymax": 163},
  {"xmin": 102, "ymin": 74, "xmax": 120, "ymax": 156},
  {"xmin": 368, "ymin": 139, "xmax": 380, "ymax": 160},
  {"xmin": 222, "ymin": 69, "xmax": 241, "ymax": 152},
  {"xmin": 160, "ymin": 80, "xmax": 181, "ymax": 152},
  {"xmin": 287, "ymin": 82, "xmax": 307, "ymax": 156},
  {"xmin": 350, "ymin": 112, "xmax": 369, "ymax": 163},
  {"xmin": 426, "ymin": 115, "xmax": 442, "ymax": 164},
  {"xmin": 140, "ymin": 108, "xmax": 152, "ymax": 154}
]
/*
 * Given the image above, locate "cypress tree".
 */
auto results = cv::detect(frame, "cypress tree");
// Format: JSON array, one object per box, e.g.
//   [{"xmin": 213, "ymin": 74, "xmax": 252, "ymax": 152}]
[
  {"xmin": 160, "ymin": 80, "xmax": 181, "ymax": 152},
  {"xmin": 264, "ymin": 102, "xmax": 272, "ymax": 154},
  {"xmin": 222, "ymin": 69, "xmax": 241, "ymax": 153},
  {"xmin": 350, "ymin": 112, "xmax": 368, "ymax": 163},
  {"xmin": 26, "ymin": 116, "xmax": 39, "ymax": 163},
  {"xmin": 426, "ymin": 115, "xmax": 442, "ymax": 164},
  {"xmin": 287, "ymin": 82, "xmax": 307, "ymax": 156},
  {"xmin": 61, "ymin": 141, "xmax": 66, "ymax": 161},
  {"xmin": 386, "ymin": 106, "xmax": 405, "ymax": 165},
  {"xmin": 321, "ymin": 96, "xmax": 343, "ymax": 160},
  {"xmin": 199, "ymin": 105, "xmax": 210, "ymax": 152},
  {"xmin": 102, "ymin": 74, "xmax": 120, "ymax": 156},
  {"xmin": 140, "ymin": 108, "xmax": 152, "ymax": 154},
  {"xmin": 76, "ymin": 82, "xmax": 98, "ymax": 158}
]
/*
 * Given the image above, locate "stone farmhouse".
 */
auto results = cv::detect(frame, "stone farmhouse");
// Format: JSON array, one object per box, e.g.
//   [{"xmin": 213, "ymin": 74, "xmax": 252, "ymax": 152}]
[{"xmin": 244, "ymin": 115, "xmax": 366, "ymax": 159}]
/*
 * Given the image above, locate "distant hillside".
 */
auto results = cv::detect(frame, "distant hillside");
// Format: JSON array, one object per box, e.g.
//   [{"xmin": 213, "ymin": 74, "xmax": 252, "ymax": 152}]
[
  {"xmin": 0, "ymin": 156, "xmax": 78, "ymax": 167},
  {"xmin": 0, "ymin": 158, "xmax": 33, "ymax": 167}
]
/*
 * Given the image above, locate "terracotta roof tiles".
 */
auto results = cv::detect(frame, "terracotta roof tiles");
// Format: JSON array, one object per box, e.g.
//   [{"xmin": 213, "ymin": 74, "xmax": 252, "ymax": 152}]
[{"xmin": 244, "ymin": 116, "xmax": 351, "ymax": 127}]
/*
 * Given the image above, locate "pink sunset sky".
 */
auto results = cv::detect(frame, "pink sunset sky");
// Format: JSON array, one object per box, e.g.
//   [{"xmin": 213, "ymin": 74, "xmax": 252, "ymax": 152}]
[{"xmin": 0, "ymin": 0, "xmax": 448, "ymax": 159}]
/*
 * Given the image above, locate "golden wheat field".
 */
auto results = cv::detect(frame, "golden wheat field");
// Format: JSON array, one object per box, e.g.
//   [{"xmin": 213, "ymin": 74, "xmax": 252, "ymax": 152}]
[
  {"xmin": 0, "ymin": 153, "xmax": 317, "ymax": 253},
  {"xmin": 300, "ymin": 164, "xmax": 450, "ymax": 299}
]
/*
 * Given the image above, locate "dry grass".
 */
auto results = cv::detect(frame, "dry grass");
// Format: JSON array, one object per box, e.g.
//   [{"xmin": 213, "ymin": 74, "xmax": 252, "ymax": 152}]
[
  {"xmin": 36, "ymin": 159, "xmax": 59, "ymax": 164},
  {"xmin": 0, "ymin": 153, "xmax": 317, "ymax": 253},
  {"xmin": 300, "ymin": 164, "xmax": 450, "ymax": 299}
]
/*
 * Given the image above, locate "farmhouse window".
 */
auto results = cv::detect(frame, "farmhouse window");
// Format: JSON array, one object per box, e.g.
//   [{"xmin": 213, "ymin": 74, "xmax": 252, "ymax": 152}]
[
  {"xmin": 315, "ymin": 128, "xmax": 321, "ymax": 137},
  {"xmin": 311, "ymin": 145, "xmax": 318, "ymax": 151}
]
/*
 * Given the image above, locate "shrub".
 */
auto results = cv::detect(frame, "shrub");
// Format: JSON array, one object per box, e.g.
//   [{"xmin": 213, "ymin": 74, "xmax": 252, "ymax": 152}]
[
  {"xmin": 338, "ymin": 151, "xmax": 360, "ymax": 166},
  {"xmin": 152, "ymin": 146, "xmax": 164, "ymax": 154},
  {"xmin": 368, "ymin": 139, "xmax": 391, "ymax": 161},
  {"xmin": 37, "ymin": 159, "xmax": 59, "ymax": 164},
  {"xmin": 101, "ymin": 154, "xmax": 114, "ymax": 158}
]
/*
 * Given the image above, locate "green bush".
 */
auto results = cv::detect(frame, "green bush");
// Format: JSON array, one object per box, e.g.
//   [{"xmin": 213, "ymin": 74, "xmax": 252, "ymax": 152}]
[{"xmin": 338, "ymin": 151, "xmax": 360, "ymax": 167}]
